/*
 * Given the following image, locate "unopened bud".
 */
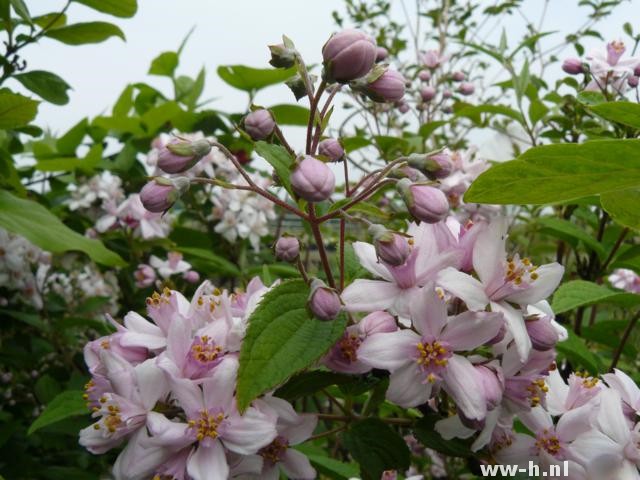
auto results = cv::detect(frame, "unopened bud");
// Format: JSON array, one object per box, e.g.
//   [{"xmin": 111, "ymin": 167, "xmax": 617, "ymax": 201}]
[
  {"xmin": 268, "ymin": 43, "xmax": 297, "ymax": 68},
  {"xmin": 183, "ymin": 270, "xmax": 200, "ymax": 284},
  {"xmin": 562, "ymin": 58, "xmax": 584, "ymax": 75},
  {"xmin": 525, "ymin": 315, "xmax": 560, "ymax": 351},
  {"xmin": 458, "ymin": 82, "xmax": 475, "ymax": 96},
  {"xmin": 397, "ymin": 178, "xmax": 449, "ymax": 223},
  {"xmin": 275, "ymin": 236, "xmax": 300, "ymax": 263},
  {"xmin": 442, "ymin": 89, "xmax": 453, "ymax": 99},
  {"xmin": 308, "ymin": 279, "xmax": 342, "ymax": 321},
  {"xmin": 244, "ymin": 109, "xmax": 276, "ymax": 140},
  {"xmin": 418, "ymin": 70, "xmax": 431, "ymax": 81},
  {"xmin": 158, "ymin": 138, "xmax": 212, "ymax": 174},
  {"xmin": 628, "ymin": 75, "xmax": 639, "ymax": 88},
  {"xmin": 375, "ymin": 46, "xmax": 389, "ymax": 62},
  {"xmin": 351, "ymin": 66, "xmax": 405, "ymax": 103},
  {"xmin": 369, "ymin": 224, "xmax": 410, "ymax": 266},
  {"xmin": 451, "ymin": 71, "xmax": 465, "ymax": 82},
  {"xmin": 322, "ymin": 29, "xmax": 377, "ymax": 83},
  {"xmin": 290, "ymin": 156, "xmax": 336, "ymax": 202},
  {"xmin": 318, "ymin": 138, "xmax": 345, "ymax": 162},
  {"xmin": 475, "ymin": 364, "xmax": 503, "ymax": 410},
  {"xmin": 635, "ymin": 64, "xmax": 640, "ymax": 76},
  {"xmin": 140, "ymin": 176, "xmax": 190, "ymax": 213},
  {"xmin": 407, "ymin": 152, "xmax": 453, "ymax": 179},
  {"xmin": 420, "ymin": 86, "xmax": 436, "ymax": 102},
  {"xmin": 396, "ymin": 101, "xmax": 410, "ymax": 114}
]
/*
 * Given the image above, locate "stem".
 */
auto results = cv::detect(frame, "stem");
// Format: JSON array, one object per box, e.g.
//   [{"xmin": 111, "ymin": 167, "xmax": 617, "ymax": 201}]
[
  {"xmin": 600, "ymin": 228, "xmax": 629, "ymax": 274},
  {"xmin": 317, "ymin": 178, "xmax": 396, "ymax": 223},
  {"xmin": 296, "ymin": 258, "xmax": 310, "ymax": 284},
  {"xmin": 610, "ymin": 311, "xmax": 640, "ymax": 371},
  {"xmin": 306, "ymin": 79, "xmax": 327, "ymax": 154},
  {"xmin": 273, "ymin": 125, "xmax": 295, "ymax": 156},
  {"xmin": 308, "ymin": 204, "xmax": 336, "ymax": 288},
  {"xmin": 308, "ymin": 425, "xmax": 347, "ymax": 441}
]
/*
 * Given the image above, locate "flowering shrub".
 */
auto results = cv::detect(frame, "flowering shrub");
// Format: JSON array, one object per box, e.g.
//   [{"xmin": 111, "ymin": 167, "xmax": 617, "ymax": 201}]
[{"xmin": 2, "ymin": 0, "xmax": 640, "ymax": 479}]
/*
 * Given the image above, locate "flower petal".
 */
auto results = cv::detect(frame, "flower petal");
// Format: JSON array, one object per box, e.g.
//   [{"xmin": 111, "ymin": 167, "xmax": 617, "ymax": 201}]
[
  {"xmin": 505, "ymin": 262, "xmax": 564, "ymax": 305},
  {"xmin": 187, "ymin": 442, "xmax": 228, "ymax": 480},
  {"xmin": 352, "ymin": 241, "xmax": 393, "ymax": 280},
  {"xmin": 342, "ymin": 279, "xmax": 401, "ymax": 313},
  {"xmin": 281, "ymin": 449, "xmax": 316, "ymax": 480},
  {"xmin": 386, "ymin": 362, "xmax": 432, "ymax": 408},
  {"xmin": 223, "ymin": 406, "xmax": 277, "ymax": 455},
  {"xmin": 409, "ymin": 283, "xmax": 448, "ymax": 337},
  {"xmin": 441, "ymin": 311, "xmax": 504, "ymax": 350},
  {"xmin": 437, "ymin": 267, "xmax": 489, "ymax": 311},
  {"xmin": 473, "ymin": 218, "xmax": 507, "ymax": 285},
  {"xmin": 357, "ymin": 330, "xmax": 419, "ymax": 372},
  {"xmin": 442, "ymin": 355, "xmax": 487, "ymax": 420},
  {"xmin": 490, "ymin": 301, "xmax": 531, "ymax": 363}
]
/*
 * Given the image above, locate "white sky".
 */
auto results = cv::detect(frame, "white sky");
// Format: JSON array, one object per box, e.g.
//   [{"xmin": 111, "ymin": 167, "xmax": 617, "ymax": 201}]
[{"xmin": 17, "ymin": 0, "xmax": 640, "ymax": 149}]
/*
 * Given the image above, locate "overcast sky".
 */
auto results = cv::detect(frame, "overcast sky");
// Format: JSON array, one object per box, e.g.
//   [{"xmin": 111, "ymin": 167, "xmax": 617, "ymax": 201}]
[{"xmin": 19, "ymin": 0, "xmax": 639, "ymax": 145}]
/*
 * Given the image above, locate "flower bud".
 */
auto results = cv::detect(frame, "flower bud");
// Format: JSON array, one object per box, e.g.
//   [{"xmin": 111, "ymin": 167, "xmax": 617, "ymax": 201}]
[
  {"xmin": 268, "ymin": 43, "xmax": 296, "ymax": 68},
  {"xmin": 286, "ymin": 74, "xmax": 314, "ymax": 101},
  {"xmin": 322, "ymin": 29, "xmax": 377, "ymax": 83},
  {"xmin": 628, "ymin": 75, "xmax": 639, "ymax": 88},
  {"xmin": 635, "ymin": 64, "xmax": 640, "ymax": 77},
  {"xmin": 183, "ymin": 270, "xmax": 200, "ymax": 284},
  {"xmin": 375, "ymin": 46, "xmax": 389, "ymax": 62},
  {"xmin": 397, "ymin": 178, "xmax": 449, "ymax": 223},
  {"xmin": 369, "ymin": 224, "xmax": 411, "ymax": 266},
  {"xmin": 442, "ymin": 89, "xmax": 453, "ymax": 99},
  {"xmin": 134, "ymin": 264, "xmax": 156, "ymax": 288},
  {"xmin": 525, "ymin": 315, "xmax": 560, "ymax": 351},
  {"xmin": 422, "ymin": 49, "xmax": 443, "ymax": 68},
  {"xmin": 420, "ymin": 86, "xmax": 436, "ymax": 102},
  {"xmin": 451, "ymin": 71, "xmax": 465, "ymax": 82},
  {"xmin": 290, "ymin": 156, "xmax": 336, "ymax": 202},
  {"xmin": 407, "ymin": 152, "xmax": 453, "ymax": 179},
  {"xmin": 475, "ymin": 364, "xmax": 503, "ymax": 410},
  {"xmin": 418, "ymin": 70, "xmax": 431, "ymax": 81},
  {"xmin": 364, "ymin": 68, "xmax": 406, "ymax": 102},
  {"xmin": 318, "ymin": 138, "xmax": 345, "ymax": 162},
  {"xmin": 458, "ymin": 82, "xmax": 475, "ymax": 96},
  {"xmin": 396, "ymin": 101, "xmax": 410, "ymax": 114},
  {"xmin": 275, "ymin": 236, "xmax": 300, "ymax": 263},
  {"xmin": 140, "ymin": 176, "xmax": 190, "ymax": 213},
  {"xmin": 244, "ymin": 109, "xmax": 276, "ymax": 140},
  {"xmin": 308, "ymin": 279, "xmax": 342, "ymax": 321},
  {"xmin": 158, "ymin": 138, "xmax": 212, "ymax": 174},
  {"xmin": 562, "ymin": 58, "xmax": 584, "ymax": 75}
]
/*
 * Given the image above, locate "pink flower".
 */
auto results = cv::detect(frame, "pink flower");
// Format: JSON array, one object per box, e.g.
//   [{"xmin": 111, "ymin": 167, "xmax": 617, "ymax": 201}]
[
  {"xmin": 149, "ymin": 252, "xmax": 192, "ymax": 279},
  {"xmin": 602, "ymin": 369, "xmax": 640, "ymax": 419},
  {"xmin": 323, "ymin": 311, "xmax": 397, "ymax": 374},
  {"xmin": 134, "ymin": 264, "xmax": 156, "ymax": 288},
  {"xmin": 608, "ymin": 268, "xmax": 640, "ymax": 293},
  {"xmin": 357, "ymin": 285, "xmax": 503, "ymax": 419},
  {"xmin": 437, "ymin": 218, "xmax": 564, "ymax": 361},
  {"xmin": 545, "ymin": 369, "xmax": 602, "ymax": 416}
]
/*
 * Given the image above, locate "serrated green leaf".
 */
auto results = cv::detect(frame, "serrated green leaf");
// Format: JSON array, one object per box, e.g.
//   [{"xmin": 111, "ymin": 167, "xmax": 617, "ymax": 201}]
[
  {"xmin": 28, "ymin": 390, "xmax": 88, "ymax": 435},
  {"xmin": 551, "ymin": 280, "xmax": 640, "ymax": 314},
  {"xmin": 342, "ymin": 418, "xmax": 411, "ymax": 480},
  {"xmin": 254, "ymin": 141, "xmax": 294, "ymax": 195},
  {"xmin": 217, "ymin": 65, "xmax": 297, "ymax": 92},
  {"xmin": 14, "ymin": 70, "xmax": 71, "ymax": 105},
  {"xmin": 0, "ymin": 190, "xmax": 125, "ymax": 266},
  {"xmin": 0, "ymin": 90, "xmax": 38, "ymax": 129},
  {"xmin": 236, "ymin": 279, "xmax": 347, "ymax": 411},
  {"xmin": 74, "ymin": 0, "xmax": 137, "ymax": 18},
  {"xmin": 45, "ymin": 22, "xmax": 124, "ymax": 45}
]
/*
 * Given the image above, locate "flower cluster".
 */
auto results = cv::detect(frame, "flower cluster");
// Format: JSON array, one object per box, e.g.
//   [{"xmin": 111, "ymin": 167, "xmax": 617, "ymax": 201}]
[
  {"xmin": 134, "ymin": 252, "xmax": 200, "ymax": 289},
  {"xmin": 79, "ymin": 278, "xmax": 318, "ymax": 480}
]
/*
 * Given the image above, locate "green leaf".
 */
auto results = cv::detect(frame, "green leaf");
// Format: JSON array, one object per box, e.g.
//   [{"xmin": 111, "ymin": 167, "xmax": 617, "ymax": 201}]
[
  {"xmin": 74, "ymin": 0, "xmax": 137, "ymax": 18},
  {"xmin": 274, "ymin": 371, "xmax": 354, "ymax": 400},
  {"xmin": 341, "ymin": 136, "xmax": 371, "ymax": 153},
  {"xmin": 418, "ymin": 120, "xmax": 447, "ymax": 139},
  {"xmin": 296, "ymin": 445, "xmax": 359, "ymax": 480},
  {"xmin": 28, "ymin": 390, "xmax": 88, "ymax": 435},
  {"xmin": 342, "ymin": 418, "xmax": 411, "ymax": 480},
  {"xmin": 236, "ymin": 279, "xmax": 347, "ymax": 411},
  {"xmin": 0, "ymin": 90, "xmax": 38, "ymax": 129},
  {"xmin": 528, "ymin": 100, "xmax": 549, "ymax": 125},
  {"xmin": 454, "ymin": 103, "xmax": 524, "ymax": 123},
  {"xmin": 176, "ymin": 246, "xmax": 240, "ymax": 276},
  {"xmin": 9, "ymin": 0, "xmax": 31, "ymax": 24},
  {"xmin": 45, "ymin": 22, "xmax": 125, "ymax": 45},
  {"xmin": 217, "ymin": 65, "xmax": 297, "ymax": 92},
  {"xmin": 0, "ymin": 190, "xmax": 125, "ymax": 266},
  {"xmin": 537, "ymin": 217, "xmax": 606, "ymax": 258},
  {"xmin": 254, "ymin": 141, "xmax": 294, "ymax": 195},
  {"xmin": 551, "ymin": 280, "xmax": 640, "ymax": 314},
  {"xmin": 181, "ymin": 67, "xmax": 205, "ymax": 110},
  {"xmin": 465, "ymin": 140, "xmax": 640, "ymax": 205},
  {"xmin": 33, "ymin": 12, "xmax": 67, "ymax": 29},
  {"xmin": 56, "ymin": 118, "xmax": 88, "ymax": 155},
  {"xmin": 269, "ymin": 104, "xmax": 310, "ymax": 126},
  {"xmin": 36, "ymin": 143, "xmax": 101, "ymax": 173},
  {"xmin": 577, "ymin": 91, "xmax": 606, "ymax": 106},
  {"xmin": 413, "ymin": 415, "xmax": 473, "ymax": 458},
  {"xmin": 141, "ymin": 101, "xmax": 185, "ymax": 133},
  {"xmin": 601, "ymin": 189, "xmax": 640, "ymax": 231},
  {"xmin": 149, "ymin": 51, "xmax": 178, "ymax": 77},
  {"xmin": 14, "ymin": 70, "xmax": 71, "ymax": 105},
  {"xmin": 589, "ymin": 101, "xmax": 640, "ymax": 129},
  {"xmin": 556, "ymin": 330, "xmax": 604, "ymax": 374},
  {"xmin": 582, "ymin": 320, "xmax": 637, "ymax": 358}
]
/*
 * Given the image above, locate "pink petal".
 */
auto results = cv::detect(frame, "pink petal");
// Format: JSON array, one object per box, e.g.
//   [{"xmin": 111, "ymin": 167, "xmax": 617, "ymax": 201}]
[
  {"xmin": 167, "ymin": 376, "xmax": 204, "ymax": 417},
  {"xmin": 281, "ymin": 449, "xmax": 316, "ymax": 479},
  {"xmin": 490, "ymin": 301, "xmax": 531, "ymax": 363},
  {"xmin": 437, "ymin": 267, "xmax": 489, "ymax": 311},
  {"xmin": 595, "ymin": 389, "xmax": 631, "ymax": 445},
  {"xmin": 435, "ymin": 415, "xmax": 475, "ymax": 440},
  {"xmin": 352, "ymin": 241, "xmax": 393, "ymax": 281},
  {"xmin": 441, "ymin": 311, "xmax": 504, "ymax": 350},
  {"xmin": 603, "ymin": 369, "xmax": 640, "ymax": 411},
  {"xmin": 472, "ymin": 218, "xmax": 507, "ymax": 285},
  {"xmin": 556, "ymin": 403, "xmax": 595, "ymax": 443},
  {"xmin": 124, "ymin": 311, "xmax": 163, "ymax": 336},
  {"xmin": 357, "ymin": 330, "xmax": 419, "ymax": 371},
  {"xmin": 505, "ymin": 262, "xmax": 564, "ymax": 305},
  {"xmin": 223, "ymin": 406, "xmax": 277, "ymax": 454},
  {"xmin": 187, "ymin": 442, "xmax": 228, "ymax": 480},
  {"xmin": 442, "ymin": 355, "xmax": 487, "ymax": 420},
  {"xmin": 409, "ymin": 284, "xmax": 448, "ymax": 337},
  {"xmin": 134, "ymin": 358, "xmax": 168, "ymax": 410},
  {"xmin": 386, "ymin": 362, "xmax": 432, "ymax": 408},
  {"xmin": 202, "ymin": 355, "xmax": 238, "ymax": 411},
  {"xmin": 146, "ymin": 412, "xmax": 192, "ymax": 450},
  {"xmin": 494, "ymin": 433, "xmax": 536, "ymax": 468},
  {"xmin": 342, "ymin": 279, "xmax": 401, "ymax": 312}
]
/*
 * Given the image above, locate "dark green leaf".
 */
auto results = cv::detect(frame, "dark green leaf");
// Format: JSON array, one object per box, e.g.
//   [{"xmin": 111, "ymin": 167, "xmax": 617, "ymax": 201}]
[
  {"xmin": 342, "ymin": 418, "xmax": 411, "ymax": 480},
  {"xmin": 236, "ymin": 279, "xmax": 347, "ymax": 411},
  {"xmin": 28, "ymin": 390, "xmax": 88, "ymax": 435},
  {"xmin": 74, "ymin": 0, "xmax": 137, "ymax": 18},
  {"xmin": 45, "ymin": 22, "xmax": 125, "ymax": 45},
  {"xmin": 217, "ymin": 65, "xmax": 297, "ymax": 92},
  {"xmin": 454, "ymin": 103, "xmax": 524, "ymax": 123},
  {"xmin": 274, "ymin": 371, "xmax": 354, "ymax": 400},
  {"xmin": 589, "ymin": 101, "xmax": 640, "ymax": 129},
  {"xmin": 56, "ymin": 118, "xmax": 87, "ymax": 155},
  {"xmin": 0, "ymin": 190, "xmax": 125, "ymax": 266},
  {"xmin": 9, "ymin": 0, "xmax": 30, "ymax": 24},
  {"xmin": 537, "ymin": 217, "xmax": 606, "ymax": 258},
  {"xmin": 0, "ymin": 90, "xmax": 38, "ymax": 128},
  {"xmin": 14, "ymin": 70, "xmax": 71, "ymax": 105}
]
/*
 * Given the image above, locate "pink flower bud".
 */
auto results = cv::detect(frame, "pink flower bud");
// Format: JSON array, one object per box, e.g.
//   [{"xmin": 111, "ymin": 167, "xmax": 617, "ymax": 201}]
[
  {"xmin": 562, "ymin": 58, "xmax": 584, "ymax": 75},
  {"xmin": 420, "ymin": 86, "xmax": 436, "ymax": 102},
  {"xmin": 134, "ymin": 264, "xmax": 156, "ymax": 288},
  {"xmin": 139, "ymin": 177, "xmax": 190, "ymax": 213},
  {"xmin": 418, "ymin": 70, "xmax": 431, "ymax": 81},
  {"xmin": 475, "ymin": 364, "xmax": 504, "ymax": 410},
  {"xmin": 183, "ymin": 270, "xmax": 200, "ymax": 284},
  {"xmin": 396, "ymin": 101, "xmax": 410, "ymax": 114},
  {"xmin": 290, "ymin": 156, "xmax": 336, "ymax": 202},
  {"xmin": 275, "ymin": 236, "xmax": 300, "ymax": 262},
  {"xmin": 244, "ymin": 109, "xmax": 276, "ymax": 140},
  {"xmin": 451, "ymin": 71, "xmax": 465, "ymax": 82},
  {"xmin": 375, "ymin": 46, "xmax": 389, "ymax": 62},
  {"xmin": 308, "ymin": 279, "xmax": 342, "ymax": 321},
  {"xmin": 628, "ymin": 75, "xmax": 639, "ymax": 88},
  {"xmin": 158, "ymin": 138, "xmax": 212, "ymax": 174},
  {"xmin": 397, "ymin": 178, "xmax": 449, "ymax": 223},
  {"xmin": 458, "ymin": 82, "xmax": 475, "ymax": 96},
  {"xmin": 407, "ymin": 152, "xmax": 452, "ymax": 179},
  {"xmin": 635, "ymin": 64, "xmax": 640, "ymax": 76},
  {"xmin": 361, "ymin": 68, "xmax": 406, "ymax": 102},
  {"xmin": 525, "ymin": 315, "xmax": 560, "ymax": 351},
  {"xmin": 322, "ymin": 29, "xmax": 377, "ymax": 83},
  {"xmin": 268, "ymin": 43, "xmax": 296, "ymax": 68},
  {"xmin": 318, "ymin": 138, "xmax": 345, "ymax": 162},
  {"xmin": 442, "ymin": 89, "xmax": 453, "ymax": 99},
  {"xmin": 422, "ymin": 49, "xmax": 443, "ymax": 68},
  {"xmin": 369, "ymin": 224, "xmax": 411, "ymax": 266}
]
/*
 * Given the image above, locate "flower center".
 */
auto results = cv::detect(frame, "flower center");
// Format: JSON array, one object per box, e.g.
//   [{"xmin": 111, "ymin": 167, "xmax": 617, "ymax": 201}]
[
  {"xmin": 527, "ymin": 378, "xmax": 549, "ymax": 407},
  {"xmin": 91, "ymin": 400, "xmax": 123, "ymax": 434},
  {"xmin": 575, "ymin": 371, "xmax": 599, "ymax": 389},
  {"xmin": 504, "ymin": 256, "xmax": 538, "ymax": 286},
  {"xmin": 259, "ymin": 436, "xmax": 289, "ymax": 465},
  {"xmin": 145, "ymin": 287, "xmax": 172, "ymax": 307},
  {"xmin": 189, "ymin": 335, "xmax": 223, "ymax": 366},
  {"xmin": 188, "ymin": 409, "xmax": 226, "ymax": 442},
  {"xmin": 415, "ymin": 339, "xmax": 452, "ymax": 383},
  {"xmin": 338, "ymin": 334, "xmax": 362, "ymax": 363},
  {"xmin": 535, "ymin": 428, "xmax": 563, "ymax": 458}
]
